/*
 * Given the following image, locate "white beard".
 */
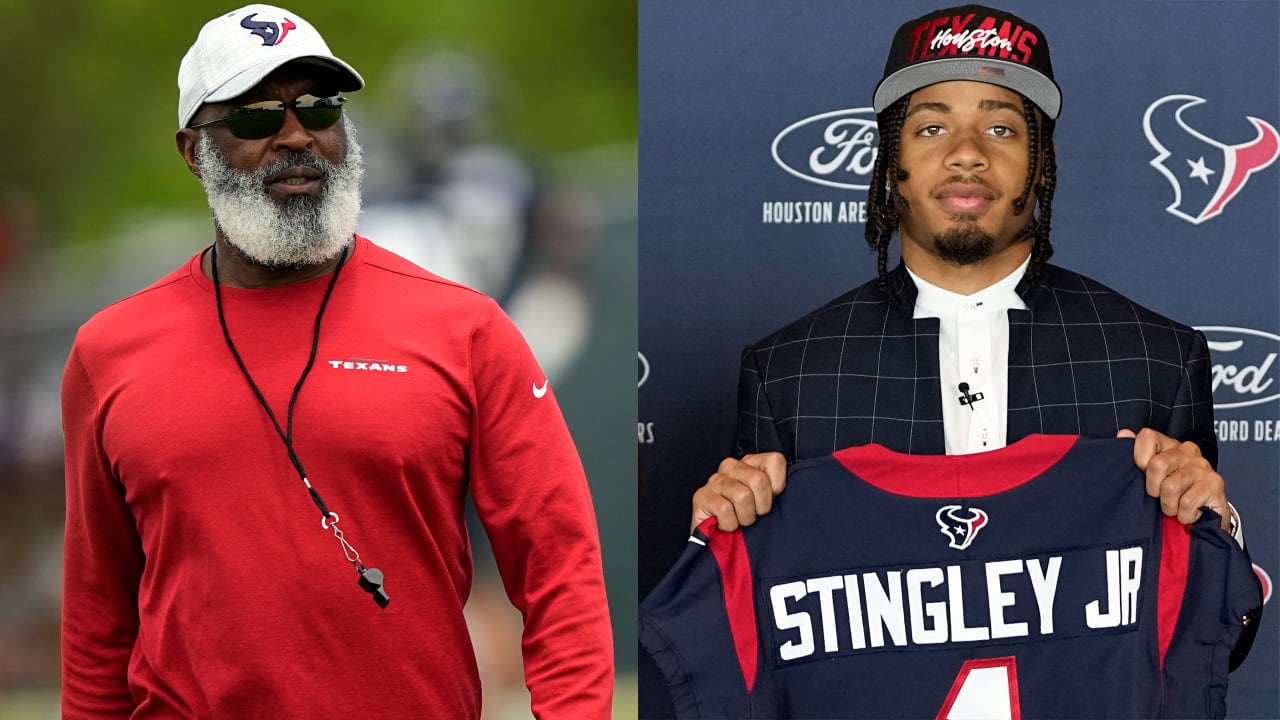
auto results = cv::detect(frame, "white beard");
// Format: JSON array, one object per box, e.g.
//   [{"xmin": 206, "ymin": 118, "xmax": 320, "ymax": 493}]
[{"xmin": 196, "ymin": 118, "xmax": 364, "ymax": 268}]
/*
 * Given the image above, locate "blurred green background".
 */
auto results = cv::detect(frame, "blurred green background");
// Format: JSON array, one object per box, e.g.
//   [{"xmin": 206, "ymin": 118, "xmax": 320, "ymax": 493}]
[
  {"xmin": 1, "ymin": 0, "xmax": 635, "ymax": 245},
  {"xmin": 0, "ymin": 1, "xmax": 637, "ymax": 718}
]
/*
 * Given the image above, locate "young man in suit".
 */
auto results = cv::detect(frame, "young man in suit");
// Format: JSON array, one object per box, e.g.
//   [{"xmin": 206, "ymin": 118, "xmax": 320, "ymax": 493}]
[{"xmin": 691, "ymin": 4, "xmax": 1240, "ymax": 543}]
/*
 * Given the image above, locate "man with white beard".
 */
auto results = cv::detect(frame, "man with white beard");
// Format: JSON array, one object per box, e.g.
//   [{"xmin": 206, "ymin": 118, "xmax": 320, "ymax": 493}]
[{"xmin": 59, "ymin": 5, "xmax": 613, "ymax": 719}]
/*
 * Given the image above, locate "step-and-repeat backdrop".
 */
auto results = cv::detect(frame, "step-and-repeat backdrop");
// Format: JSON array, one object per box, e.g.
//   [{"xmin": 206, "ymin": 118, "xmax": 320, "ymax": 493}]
[{"xmin": 639, "ymin": 1, "xmax": 1279, "ymax": 716}]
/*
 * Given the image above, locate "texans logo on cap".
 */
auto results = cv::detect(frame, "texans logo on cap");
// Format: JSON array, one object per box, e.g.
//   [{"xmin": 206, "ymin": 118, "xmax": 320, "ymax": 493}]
[
  {"xmin": 874, "ymin": 4, "xmax": 1060, "ymax": 119},
  {"xmin": 901, "ymin": 12, "xmax": 1038, "ymax": 65},
  {"xmin": 177, "ymin": 4, "xmax": 365, "ymax": 129},
  {"xmin": 241, "ymin": 12, "xmax": 297, "ymax": 47}
]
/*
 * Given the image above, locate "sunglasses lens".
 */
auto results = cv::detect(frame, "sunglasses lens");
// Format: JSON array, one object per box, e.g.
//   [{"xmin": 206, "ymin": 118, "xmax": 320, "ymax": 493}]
[
  {"xmin": 227, "ymin": 108, "xmax": 285, "ymax": 140},
  {"xmin": 296, "ymin": 96, "xmax": 345, "ymax": 130},
  {"xmin": 296, "ymin": 107, "xmax": 344, "ymax": 130}
]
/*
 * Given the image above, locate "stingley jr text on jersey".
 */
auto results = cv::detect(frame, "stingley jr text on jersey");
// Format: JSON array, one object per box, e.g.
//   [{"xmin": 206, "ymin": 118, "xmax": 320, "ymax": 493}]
[{"xmin": 767, "ymin": 544, "xmax": 1145, "ymax": 662}]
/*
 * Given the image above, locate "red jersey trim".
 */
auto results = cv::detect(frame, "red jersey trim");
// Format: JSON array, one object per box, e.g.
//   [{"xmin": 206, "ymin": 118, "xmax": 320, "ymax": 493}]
[
  {"xmin": 701, "ymin": 517, "xmax": 759, "ymax": 694},
  {"xmin": 1156, "ymin": 516, "xmax": 1191, "ymax": 670},
  {"xmin": 832, "ymin": 434, "xmax": 1080, "ymax": 497}
]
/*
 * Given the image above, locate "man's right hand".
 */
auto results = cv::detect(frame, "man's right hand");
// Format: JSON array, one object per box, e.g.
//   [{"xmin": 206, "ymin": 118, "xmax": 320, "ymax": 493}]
[{"xmin": 690, "ymin": 452, "xmax": 787, "ymax": 532}]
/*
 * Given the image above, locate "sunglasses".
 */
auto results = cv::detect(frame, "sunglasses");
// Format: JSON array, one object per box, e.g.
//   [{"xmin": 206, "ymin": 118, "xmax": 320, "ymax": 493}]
[{"xmin": 189, "ymin": 94, "xmax": 347, "ymax": 140}]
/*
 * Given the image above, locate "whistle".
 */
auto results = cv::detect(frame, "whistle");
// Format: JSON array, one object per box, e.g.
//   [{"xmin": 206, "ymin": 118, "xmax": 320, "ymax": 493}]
[{"xmin": 358, "ymin": 566, "xmax": 390, "ymax": 608}]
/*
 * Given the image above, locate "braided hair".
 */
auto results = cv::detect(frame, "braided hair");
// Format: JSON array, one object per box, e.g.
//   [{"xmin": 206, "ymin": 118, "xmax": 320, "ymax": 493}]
[{"xmin": 864, "ymin": 92, "xmax": 1058, "ymax": 301}]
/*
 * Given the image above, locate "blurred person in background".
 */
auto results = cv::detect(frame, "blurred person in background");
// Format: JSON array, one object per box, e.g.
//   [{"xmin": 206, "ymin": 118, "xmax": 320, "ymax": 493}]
[
  {"xmin": 356, "ymin": 43, "xmax": 607, "ymax": 719},
  {"xmin": 358, "ymin": 45, "xmax": 596, "ymax": 385},
  {"xmin": 59, "ymin": 5, "xmax": 613, "ymax": 718}
]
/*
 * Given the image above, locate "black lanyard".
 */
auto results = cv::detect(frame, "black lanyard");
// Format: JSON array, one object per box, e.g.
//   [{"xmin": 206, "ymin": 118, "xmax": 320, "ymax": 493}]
[{"xmin": 211, "ymin": 244, "xmax": 389, "ymax": 608}]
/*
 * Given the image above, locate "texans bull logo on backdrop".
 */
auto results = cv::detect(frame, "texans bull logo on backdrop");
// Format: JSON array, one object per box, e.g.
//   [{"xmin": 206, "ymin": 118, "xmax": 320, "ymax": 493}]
[
  {"xmin": 935, "ymin": 505, "xmax": 988, "ymax": 550},
  {"xmin": 1142, "ymin": 95, "xmax": 1279, "ymax": 225},
  {"xmin": 241, "ymin": 12, "xmax": 297, "ymax": 46}
]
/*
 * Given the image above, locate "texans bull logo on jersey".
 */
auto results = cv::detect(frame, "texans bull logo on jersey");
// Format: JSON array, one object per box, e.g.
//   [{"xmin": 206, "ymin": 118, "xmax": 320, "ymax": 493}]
[
  {"xmin": 240, "ymin": 12, "xmax": 297, "ymax": 46},
  {"xmin": 1142, "ymin": 95, "xmax": 1279, "ymax": 225},
  {"xmin": 935, "ymin": 505, "xmax": 988, "ymax": 550}
]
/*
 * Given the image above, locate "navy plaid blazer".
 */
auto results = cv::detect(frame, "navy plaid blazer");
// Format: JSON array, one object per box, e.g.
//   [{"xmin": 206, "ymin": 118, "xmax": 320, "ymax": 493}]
[{"xmin": 735, "ymin": 263, "xmax": 1217, "ymax": 466}]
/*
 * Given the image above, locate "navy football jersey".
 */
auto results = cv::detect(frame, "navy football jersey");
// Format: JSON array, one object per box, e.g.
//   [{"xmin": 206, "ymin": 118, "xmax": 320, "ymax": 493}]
[{"xmin": 640, "ymin": 435, "xmax": 1262, "ymax": 719}]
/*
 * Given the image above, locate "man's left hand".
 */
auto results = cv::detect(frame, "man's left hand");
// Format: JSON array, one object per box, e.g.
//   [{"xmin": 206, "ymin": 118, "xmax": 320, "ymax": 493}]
[{"xmin": 1117, "ymin": 427, "xmax": 1230, "ymax": 531}]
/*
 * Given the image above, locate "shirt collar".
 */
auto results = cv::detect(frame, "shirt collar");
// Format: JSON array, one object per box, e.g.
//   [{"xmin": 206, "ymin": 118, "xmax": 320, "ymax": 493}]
[{"xmin": 907, "ymin": 255, "xmax": 1032, "ymax": 319}]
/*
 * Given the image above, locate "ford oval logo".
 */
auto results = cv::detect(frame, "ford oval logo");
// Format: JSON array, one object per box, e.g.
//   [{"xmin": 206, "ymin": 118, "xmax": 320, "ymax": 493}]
[
  {"xmin": 638, "ymin": 351, "xmax": 650, "ymax": 389},
  {"xmin": 1197, "ymin": 326, "xmax": 1280, "ymax": 409},
  {"xmin": 771, "ymin": 108, "xmax": 880, "ymax": 190}
]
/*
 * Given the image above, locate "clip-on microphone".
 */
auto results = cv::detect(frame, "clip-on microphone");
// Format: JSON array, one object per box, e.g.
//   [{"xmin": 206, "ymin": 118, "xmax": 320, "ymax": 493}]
[{"xmin": 958, "ymin": 382, "xmax": 984, "ymax": 411}]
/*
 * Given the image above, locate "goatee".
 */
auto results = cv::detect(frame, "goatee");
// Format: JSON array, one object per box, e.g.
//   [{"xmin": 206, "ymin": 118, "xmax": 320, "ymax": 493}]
[
  {"xmin": 932, "ymin": 221, "xmax": 997, "ymax": 266},
  {"xmin": 195, "ymin": 118, "xmax": 364, "ymax": 269}
]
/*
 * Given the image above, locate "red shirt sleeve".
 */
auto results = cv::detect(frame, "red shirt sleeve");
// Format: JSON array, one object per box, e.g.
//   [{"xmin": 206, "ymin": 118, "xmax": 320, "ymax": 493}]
[
  {"xmin": 61, "ymin": 344, "xmax": 146, "ymax": 718},
  {"xmin": 464, "ymin": 299, "xmax": 614, "ymax": 718}
]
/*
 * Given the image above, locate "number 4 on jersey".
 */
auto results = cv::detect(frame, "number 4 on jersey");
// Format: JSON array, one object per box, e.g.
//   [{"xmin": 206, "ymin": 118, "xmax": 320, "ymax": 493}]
[{"xmin": 937, "ymin": 657, "xmax": 1020, "ymax": 720}]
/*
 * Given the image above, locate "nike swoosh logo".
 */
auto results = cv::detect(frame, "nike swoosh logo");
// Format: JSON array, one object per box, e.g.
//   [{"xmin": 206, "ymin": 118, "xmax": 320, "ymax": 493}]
[{"xmin": 532, "ymin": 380, "xmax": 549, "ymax": 399}]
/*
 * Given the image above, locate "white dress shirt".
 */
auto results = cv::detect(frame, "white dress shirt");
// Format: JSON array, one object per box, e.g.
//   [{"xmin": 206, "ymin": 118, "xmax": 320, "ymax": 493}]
[
  {"xmin": 908, "ymin": 257, "xmax": 1030, "ymax": 455},
  {"xmin": 905, "ymin": 257, "xmax": 1243, "ymax": 545}
]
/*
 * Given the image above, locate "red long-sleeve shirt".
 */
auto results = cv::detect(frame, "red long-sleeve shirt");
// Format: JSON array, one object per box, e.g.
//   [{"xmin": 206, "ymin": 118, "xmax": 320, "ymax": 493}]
[{"xmin": 61, "ymin": 236, "xmax": 613, "ymax": 718}]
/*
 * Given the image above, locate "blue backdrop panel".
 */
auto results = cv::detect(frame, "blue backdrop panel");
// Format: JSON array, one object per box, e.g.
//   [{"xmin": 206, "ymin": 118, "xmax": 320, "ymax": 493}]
[{"xmin": 639, "ymin": 1, "xmax": 1279, "ymax": 717}]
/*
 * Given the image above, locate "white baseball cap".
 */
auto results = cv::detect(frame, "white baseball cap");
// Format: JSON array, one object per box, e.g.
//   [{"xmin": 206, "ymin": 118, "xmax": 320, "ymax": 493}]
[{"xmin": 177, "ymin": 4, "xmax": 364, "ymax": 128}]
